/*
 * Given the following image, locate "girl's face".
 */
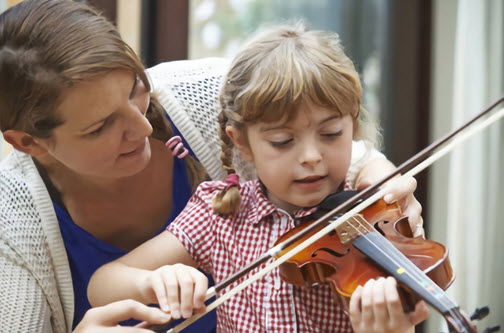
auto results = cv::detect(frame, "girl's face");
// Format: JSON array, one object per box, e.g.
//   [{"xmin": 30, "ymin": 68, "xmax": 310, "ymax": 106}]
[
  {"xmin": 36, "ymin": 69, "xmax": 153, "ymax": 179},
  {"xmin": 236, "ymin": 101, "xmax": 353, "ymax": 212}
]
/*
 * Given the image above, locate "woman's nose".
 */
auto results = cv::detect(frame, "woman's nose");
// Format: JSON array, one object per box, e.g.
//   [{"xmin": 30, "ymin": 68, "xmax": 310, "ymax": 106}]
[{"xmin": 124, "ymin": 108, "xmax": 153, "ymax": 142}]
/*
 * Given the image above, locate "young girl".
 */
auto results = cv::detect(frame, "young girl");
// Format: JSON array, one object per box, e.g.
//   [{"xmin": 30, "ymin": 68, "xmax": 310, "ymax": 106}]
[{"xmin": 88, "ymin": 25, "xmax": 428, "ymax": 332}]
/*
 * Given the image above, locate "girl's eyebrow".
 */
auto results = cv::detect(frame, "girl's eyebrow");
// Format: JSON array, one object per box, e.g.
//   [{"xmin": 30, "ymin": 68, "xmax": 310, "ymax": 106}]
[
  {"xmin": 319, "ymin": 114, "xmax": 341, "ymax": 124},
  {"xmin": 260, "ymin": 114, "xmax": 341, "ymax": 132}
]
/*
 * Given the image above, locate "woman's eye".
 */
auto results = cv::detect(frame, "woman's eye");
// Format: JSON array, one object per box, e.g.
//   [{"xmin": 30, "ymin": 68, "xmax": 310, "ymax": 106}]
[
  {"xmin": 270, "ymin": 139, "xmax": 293, "ymax": 147},
  {"xmin": 87, "ymin": 126, "xmax": 104, "ymax": 136},
  {"xmin": 129, "ymin": 76, "xmax": 140, "ymax": 99}
]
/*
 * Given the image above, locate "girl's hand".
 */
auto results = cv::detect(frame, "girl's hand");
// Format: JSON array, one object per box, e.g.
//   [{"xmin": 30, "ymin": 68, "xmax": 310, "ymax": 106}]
[
  {"xmin": 74, "ymin": 299, "xmax": 171, "ymax": 333},
  {"xmin": 138, "ymin": 264, "xmax": 208, "ymax": 320},
  {"xmin": 356, "ymin": 158, "xmax": 424, "ymax": 237},
  {"xmin": 349, "ymin": 277, "xmax": 429, "ymax": 333},
  {"xmin": 380, "ymin": 175, "xmax": 424, "ymax": 238}
]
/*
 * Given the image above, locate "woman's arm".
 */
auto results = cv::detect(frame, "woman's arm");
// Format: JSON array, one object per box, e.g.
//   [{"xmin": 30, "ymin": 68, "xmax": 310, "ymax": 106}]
[
  {"xmin": 74, "ymin": 299, "xmax": 171, "ymax": 333},
  {"xmin": 88, "ymin": 231, "xmax": 207, "ymax": 320},
  {"xmin": 0, "ymin": 255, "xmax": 53, "ymax": 332}
]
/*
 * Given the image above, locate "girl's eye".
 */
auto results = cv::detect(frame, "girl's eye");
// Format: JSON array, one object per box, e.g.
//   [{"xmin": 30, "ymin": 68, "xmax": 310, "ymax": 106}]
[
  {"xmin": 322, "ymin": 130, "xmax": 343, "ymax": 138},
  {"xmin": 270, "ymin": 139, "xmax": 293, "ymax": 147}
]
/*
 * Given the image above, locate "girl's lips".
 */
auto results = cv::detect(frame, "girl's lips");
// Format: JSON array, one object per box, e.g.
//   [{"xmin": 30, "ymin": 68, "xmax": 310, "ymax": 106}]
[
  {"xmin": 293, "ymin": 175, "xmax": 327, "ymax": 190},
  {"xmin": 294, "ymin": 175, "xmax": 326, "ymax": 183}
]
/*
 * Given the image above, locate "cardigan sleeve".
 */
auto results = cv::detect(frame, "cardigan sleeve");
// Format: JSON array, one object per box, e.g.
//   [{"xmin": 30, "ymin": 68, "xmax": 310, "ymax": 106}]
[{"xmin": 0, "ymin": 253, "xmax": 54, "ymax": 333}]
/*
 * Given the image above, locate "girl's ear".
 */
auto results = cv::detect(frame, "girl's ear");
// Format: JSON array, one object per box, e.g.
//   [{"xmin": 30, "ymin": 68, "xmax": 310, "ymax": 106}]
[
  {"xmin": 2, "ymin": 129, "xmax": 50, "ymax": 157},
  {"xmin": 225, "ymin": 125, "xmax": 253, "ymax": 162}
]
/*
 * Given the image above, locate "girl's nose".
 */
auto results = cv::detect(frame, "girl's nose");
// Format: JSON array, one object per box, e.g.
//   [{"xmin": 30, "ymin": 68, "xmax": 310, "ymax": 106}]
[
  {"xmin": 299, "ymin": 143, "xmax": 322, "ymax": 166},
  {"xmin": 124, "ymin": 108, "xmax": 153, "ymax": 142}
]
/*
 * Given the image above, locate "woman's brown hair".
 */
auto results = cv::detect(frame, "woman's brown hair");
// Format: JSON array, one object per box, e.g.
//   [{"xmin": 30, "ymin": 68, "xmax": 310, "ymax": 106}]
[{"xmin": 0, "ymin": 0, "xmax": 205, "ymax": 188}]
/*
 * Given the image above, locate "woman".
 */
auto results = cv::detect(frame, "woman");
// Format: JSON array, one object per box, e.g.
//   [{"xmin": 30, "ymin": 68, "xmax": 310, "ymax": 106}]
[{"xmin": 0, "ymin": 1, "xmax": 422, "ymax": 332}]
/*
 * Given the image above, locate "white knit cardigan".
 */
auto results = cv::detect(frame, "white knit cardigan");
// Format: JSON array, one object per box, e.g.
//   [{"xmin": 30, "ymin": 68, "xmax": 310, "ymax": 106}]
[{"xmin": 0, "ymin": 58, "xmax": 380, "ymax": 332}]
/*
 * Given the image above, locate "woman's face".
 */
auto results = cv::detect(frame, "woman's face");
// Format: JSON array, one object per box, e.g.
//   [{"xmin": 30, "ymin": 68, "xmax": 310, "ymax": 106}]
[{"xmin": 37, "ymin": 69, "xmax": 153, "ymax": 179}]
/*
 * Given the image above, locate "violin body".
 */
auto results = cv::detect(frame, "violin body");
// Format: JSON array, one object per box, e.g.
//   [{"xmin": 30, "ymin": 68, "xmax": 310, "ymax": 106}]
[{"xmin": 275, "ymin": 199, "xmax": 454, "ymax": 309}]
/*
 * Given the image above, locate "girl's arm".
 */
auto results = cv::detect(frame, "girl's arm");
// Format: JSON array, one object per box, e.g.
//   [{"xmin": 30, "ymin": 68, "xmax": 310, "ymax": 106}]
[
  {"xmin": 88, "ymin": 231, "xmax": 207, "ymax": 320},
  {"xmin": 349, "ymin": 277, "xmax": 429, "ymax": 333}
]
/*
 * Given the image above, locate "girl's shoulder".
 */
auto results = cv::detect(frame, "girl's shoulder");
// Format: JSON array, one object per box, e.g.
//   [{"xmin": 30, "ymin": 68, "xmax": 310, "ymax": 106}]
[{"xmin": 194, "ymin": 179, "xmax": 260, "ymax": 201}]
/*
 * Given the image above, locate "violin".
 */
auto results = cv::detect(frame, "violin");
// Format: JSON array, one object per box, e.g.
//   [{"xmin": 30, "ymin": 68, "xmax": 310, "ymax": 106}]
[
  {"xmin": 154, "ymin": 98, "xmax": 504, "ymax": 333},
  {"xmin": 276, "ymin": 193, "xmax": 468, "ymax": 331}
]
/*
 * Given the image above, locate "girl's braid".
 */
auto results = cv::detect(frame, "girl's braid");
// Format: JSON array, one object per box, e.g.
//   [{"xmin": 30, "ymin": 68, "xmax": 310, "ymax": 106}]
[{"xmin": 212, "ymin": 111, "xmax": 241, "ymax": 214}]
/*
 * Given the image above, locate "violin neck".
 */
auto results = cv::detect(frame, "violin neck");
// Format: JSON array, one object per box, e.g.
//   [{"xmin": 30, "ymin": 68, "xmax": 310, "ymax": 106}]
[{"xmin": 353, "ymin": 232, "xmax": 458, "ymax": 314}]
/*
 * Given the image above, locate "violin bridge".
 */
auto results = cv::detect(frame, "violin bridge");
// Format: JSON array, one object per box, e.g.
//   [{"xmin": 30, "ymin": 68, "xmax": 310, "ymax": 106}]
[{"xmin": 335, "ymin": 214, "xmax": 372, "ymax": 243}]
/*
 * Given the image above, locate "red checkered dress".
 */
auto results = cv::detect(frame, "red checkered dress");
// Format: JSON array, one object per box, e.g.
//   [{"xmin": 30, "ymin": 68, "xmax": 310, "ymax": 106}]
[{"xmin": 168, "ymin": 180, "xmax": 354, "ymax": 333}]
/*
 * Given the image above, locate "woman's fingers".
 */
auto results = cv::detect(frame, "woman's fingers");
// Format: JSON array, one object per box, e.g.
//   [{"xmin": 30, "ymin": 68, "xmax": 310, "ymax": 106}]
[{"xmin": 75, "ymin": 299, "xmax": 171, "ymax": 332}]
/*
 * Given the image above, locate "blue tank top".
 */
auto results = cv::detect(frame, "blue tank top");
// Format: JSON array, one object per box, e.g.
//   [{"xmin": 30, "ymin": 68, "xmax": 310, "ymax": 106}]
[{"xmin": 55, "ymin": 126, "xmax": 216, "ymax": 331}]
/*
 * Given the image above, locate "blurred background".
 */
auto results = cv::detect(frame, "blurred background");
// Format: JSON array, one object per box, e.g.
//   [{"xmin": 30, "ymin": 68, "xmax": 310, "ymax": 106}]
[{"xmin": 1, "ymin": 0, "xmax": 503, "ymax": 331}]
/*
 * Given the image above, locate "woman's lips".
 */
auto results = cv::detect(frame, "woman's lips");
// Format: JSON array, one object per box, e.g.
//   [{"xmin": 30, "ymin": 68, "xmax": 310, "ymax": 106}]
[{"xmin": 121, "ymin": 140, "xmax": 146, "ymax": 157}]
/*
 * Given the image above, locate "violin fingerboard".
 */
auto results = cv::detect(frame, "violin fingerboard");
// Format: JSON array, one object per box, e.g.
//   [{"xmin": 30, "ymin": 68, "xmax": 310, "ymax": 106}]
[{"xmin": 352, "ymin": 231, "xmax": 457, "ymax": 314}]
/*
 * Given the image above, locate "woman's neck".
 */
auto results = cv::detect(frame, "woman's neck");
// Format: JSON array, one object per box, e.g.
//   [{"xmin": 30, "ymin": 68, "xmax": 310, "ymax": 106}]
[{"xmin": 36, "ymin": 138, "xmax": 169, "ymax": 201}]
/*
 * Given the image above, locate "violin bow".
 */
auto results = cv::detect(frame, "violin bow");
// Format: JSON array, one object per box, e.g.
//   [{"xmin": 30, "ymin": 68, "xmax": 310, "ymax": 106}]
[{"xmin": 155, "ymin": 97, "xmax": 504, "ymax": 333}]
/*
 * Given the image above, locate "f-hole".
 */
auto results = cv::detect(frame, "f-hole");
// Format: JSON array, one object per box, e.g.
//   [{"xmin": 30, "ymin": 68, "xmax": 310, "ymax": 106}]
[
  {"xmin": 373, "ymin": 220, "xmax": 389, "ymax": 236},
  {"xmin": 311, "ymin": 247, "xmax": 350, "ymax": 258}
]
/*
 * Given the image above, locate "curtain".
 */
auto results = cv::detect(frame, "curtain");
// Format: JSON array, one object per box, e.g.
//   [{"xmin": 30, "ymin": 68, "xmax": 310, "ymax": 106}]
[{"xmin": 428, "ymin": 0, "xmax": 503, "ymax": 331}]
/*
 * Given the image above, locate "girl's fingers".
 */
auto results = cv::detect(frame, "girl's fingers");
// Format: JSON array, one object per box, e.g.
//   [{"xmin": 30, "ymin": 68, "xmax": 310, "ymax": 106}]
[
  {"xmin": 383, "ymin": 176, "xmax": 417, "ymax": 204},
  {"xmin": 360, "ymin": 279, "xmax": 375, "ymax": 326},
  {"xmin": 150, "ymin": 274, "xmax": 170, "ymax": 313},
  {"xmin": 191, "ymin": 269, "xmax": 208, "ymax": 310},
  {"xmin": 173, "ymin": 265, "xmax": 196, "ymax": 318},
  {"xmin": 349, "ymin": 285, "xmax": 363, "ymax": 325},
  {"xmin": 383, "ymin": 277, "xmax": 403, "ymax": 325},
  {"xmin": 160, "ymin": 267, "xmax": 181, "ymax": 319},
  {"xmin": 408, "ymin": 300, "xmax": 430, "ymax": 326},
  {"xmin": 371, "ymin": 277, "xmax": 388, "ymax": 325}
]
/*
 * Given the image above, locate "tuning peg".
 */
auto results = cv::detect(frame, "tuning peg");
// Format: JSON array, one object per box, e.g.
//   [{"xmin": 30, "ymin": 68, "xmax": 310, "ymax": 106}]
[
  {"xmin": 470, "ymin": 306, "xmax": 490, "ymax": 321},
  {"xmin": 482, "ymin": 325, "xmax": 500, "ymax": 333}
]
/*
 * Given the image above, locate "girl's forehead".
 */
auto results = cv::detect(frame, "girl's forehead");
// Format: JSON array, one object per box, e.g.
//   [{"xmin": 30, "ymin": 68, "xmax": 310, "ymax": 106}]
[{"xmin": 256, "ymin": 106, "xmax": 346, "ymax": 131}]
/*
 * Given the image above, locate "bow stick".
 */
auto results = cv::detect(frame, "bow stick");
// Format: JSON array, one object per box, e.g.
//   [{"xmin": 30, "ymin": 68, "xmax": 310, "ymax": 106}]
[{"xmin": 155, "ymin": 97, "xmax": 504, "ymax": 333}]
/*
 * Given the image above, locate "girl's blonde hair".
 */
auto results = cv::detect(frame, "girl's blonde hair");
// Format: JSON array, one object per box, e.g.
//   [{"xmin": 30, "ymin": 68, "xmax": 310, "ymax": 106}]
[
  {"xmin": 0, "ymin": 0, "xmax": 205, "ymax": 189},
  {"xmin": 213, "ymin": 23, "xmax": 380, "ymax": 214}
]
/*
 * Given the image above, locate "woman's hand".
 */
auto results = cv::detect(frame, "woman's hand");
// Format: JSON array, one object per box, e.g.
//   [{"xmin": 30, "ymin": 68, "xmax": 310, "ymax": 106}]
[
  {"xmin": 349, "ymin": 277, "xmax": 429, "ymax": 333},
  {"xmin": 355, "ymin": 158, "xmax": 424, "ymax": 237},
  {"xmin": 73, "ymin": 299, "xmax": 171, "ymax": 333},
  {"xmin": 138, "ymin": 263, "xmax": 208, "ymax": 320}
]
